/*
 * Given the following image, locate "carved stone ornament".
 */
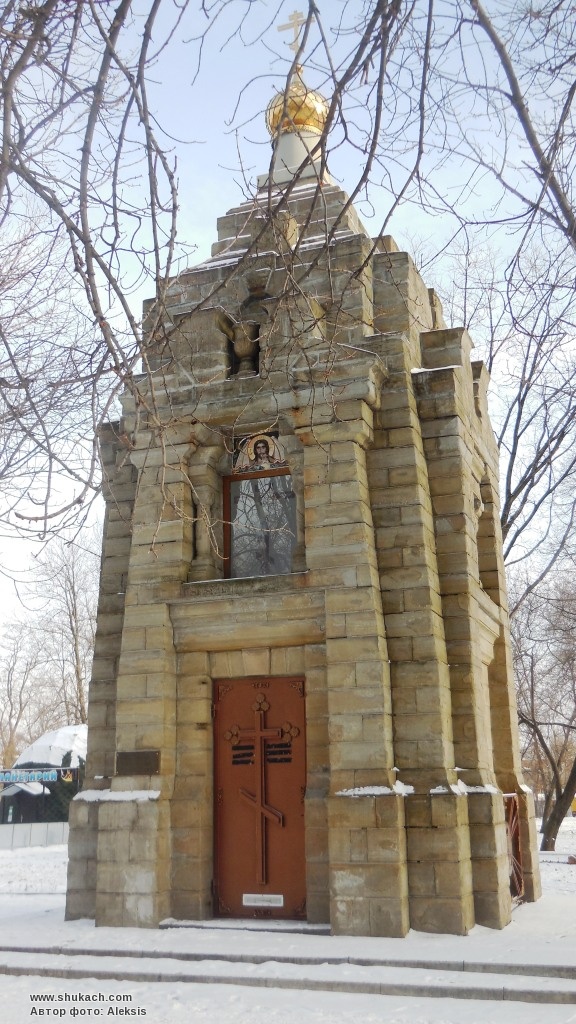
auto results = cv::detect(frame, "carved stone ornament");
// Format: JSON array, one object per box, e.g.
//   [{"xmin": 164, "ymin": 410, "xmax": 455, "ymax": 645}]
[{"xmin": 233, "ymin": 320, "xmax": 259, "ymax": 376}]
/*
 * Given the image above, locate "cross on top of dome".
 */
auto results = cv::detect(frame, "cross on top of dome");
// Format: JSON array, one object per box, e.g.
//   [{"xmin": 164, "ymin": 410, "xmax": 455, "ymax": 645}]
[
  {"xmin": 258, "ymin": 10, "xmax": 332, "ymax": 187},
  {"xmin": 265, "ymin": 11, "xmax": 328, "ymax": 141},
  {"xmin": 277, "ymin": 10, "xmax": 307, "ymax": 53}
]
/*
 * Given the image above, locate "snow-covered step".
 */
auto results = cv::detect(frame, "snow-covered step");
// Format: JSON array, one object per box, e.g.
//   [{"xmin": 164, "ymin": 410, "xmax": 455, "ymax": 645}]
[
  {"xmin": 1, "ymin": 941, "xmax": 576, "ymax": 982},
  {"xmin": 1, "ymin": 948, "xmax": 576, "ymax": 1004}
]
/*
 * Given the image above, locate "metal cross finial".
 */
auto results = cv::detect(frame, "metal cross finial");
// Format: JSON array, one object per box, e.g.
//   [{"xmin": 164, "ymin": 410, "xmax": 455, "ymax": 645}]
[{"xmin": 278, "ymin": 10, "xmax": 307, "ymax": 53}]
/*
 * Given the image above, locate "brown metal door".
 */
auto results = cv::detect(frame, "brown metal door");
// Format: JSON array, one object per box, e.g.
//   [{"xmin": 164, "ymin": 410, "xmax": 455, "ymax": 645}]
[{"xmin": 214, "ymin": 677, "xmax": 306, "ymax": 919}]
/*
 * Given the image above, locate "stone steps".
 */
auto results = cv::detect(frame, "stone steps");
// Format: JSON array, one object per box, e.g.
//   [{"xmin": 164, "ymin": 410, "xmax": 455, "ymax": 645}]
[{"xmin": 1, "ymin": 944, "xmax": 576, "ymax": 1004}]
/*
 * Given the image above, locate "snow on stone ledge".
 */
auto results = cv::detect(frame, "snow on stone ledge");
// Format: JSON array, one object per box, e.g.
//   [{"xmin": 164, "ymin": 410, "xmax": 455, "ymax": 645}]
[
  {"xmin": 73, "ymin": 789, "xmax": 160, "ymax": 803},
  {"xmin": 393, "ymin": 781, "xmax": 415, "ymax": 795},
  {"xmin": 336, "ymin": 786, "xmax": 392, "ymax": 797},
  {"xmin": 411, "ymin": 365, "xmax": 460, "ymax": 373},
  {"xmin": 336, "ymin": 782, "xmax": 415, "ymax": 797},
  {"xmin": 462, "ymin": 783, "xmax": 499, "ymax": 794},
  {"xmin": 429, "ymin": 781, "xmax": 500, "ymax": 795}
]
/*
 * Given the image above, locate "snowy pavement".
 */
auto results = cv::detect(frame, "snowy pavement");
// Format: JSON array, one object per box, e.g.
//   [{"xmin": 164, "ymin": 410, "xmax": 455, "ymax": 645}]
[{"xmin": 2, "ymin": 821, "xmax": 576, "ymax": 1023}]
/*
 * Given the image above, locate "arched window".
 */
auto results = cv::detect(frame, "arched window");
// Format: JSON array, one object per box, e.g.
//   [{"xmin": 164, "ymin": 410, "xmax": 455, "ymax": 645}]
[{"xmin": 223, "ymin": 434, "xmax": 297, "ymax": 578}]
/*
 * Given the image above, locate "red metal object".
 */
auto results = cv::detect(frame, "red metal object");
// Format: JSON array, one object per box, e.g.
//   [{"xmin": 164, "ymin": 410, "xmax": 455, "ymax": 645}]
[
  {"xmin": 504, "ymin": 793, "xmax": 524, "ymax": 899},
  {"xmin": 214, "ymin": 677, "xmax": 306, "ymax": 919}
]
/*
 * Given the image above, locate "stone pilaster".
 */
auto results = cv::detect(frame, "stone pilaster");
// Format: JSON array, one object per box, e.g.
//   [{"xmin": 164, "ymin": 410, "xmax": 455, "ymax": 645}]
[
  {"xmin": 170, "ymin": 655, "xmax": 213, "ymax": 920},
  {"xmin": 93, "ymin": 433, "xmax": 195, "ymax": 927},
  {"xmin": 296, "ymin": 403, "xmax": 409, "ymax": 937},
  {"xmin": 414, "ymin": 325, "xmax": 540, "ymax": 924},
  {"xmin": 66, "ymin": 423, "xmax": 136, "ymax": 922},
  {"xmin": 370, "ymin": 334, "xmax": 475, "ymax": 935}
]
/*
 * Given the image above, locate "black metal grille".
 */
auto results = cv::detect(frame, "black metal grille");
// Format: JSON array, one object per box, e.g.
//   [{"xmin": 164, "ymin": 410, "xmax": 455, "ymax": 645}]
[
  {"xmin": 232, "ymin": 744, "xmax": 254, "ymax": 766},
  {"xmin": 266, "ymin": 742, "xmax": 292, "ymax": 764}
]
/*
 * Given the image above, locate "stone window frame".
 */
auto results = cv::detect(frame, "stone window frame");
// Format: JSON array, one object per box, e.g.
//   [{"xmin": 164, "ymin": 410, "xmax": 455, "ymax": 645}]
[{"xmin": 186, "ymin": 430, "xmax": 305, "ymax": 583}]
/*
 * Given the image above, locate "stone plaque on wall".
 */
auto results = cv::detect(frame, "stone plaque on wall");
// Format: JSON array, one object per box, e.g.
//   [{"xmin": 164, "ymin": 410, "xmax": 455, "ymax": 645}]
[{"xmin": 116, "ymin": 750, "xmax": 160, "ymax": 775}]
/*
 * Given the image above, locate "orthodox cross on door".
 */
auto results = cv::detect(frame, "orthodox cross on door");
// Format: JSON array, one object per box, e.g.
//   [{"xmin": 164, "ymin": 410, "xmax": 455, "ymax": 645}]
[
  {"xmin": 278, "ymin": 10, "xmax": 307, "ymax": 52},
  {"xmin": 216, "ymin": 678, "xmax": 306, "ymax": 919},
  {"xmin": 228, "ymin": 692, "xmax": 289, "ymax": 885}
]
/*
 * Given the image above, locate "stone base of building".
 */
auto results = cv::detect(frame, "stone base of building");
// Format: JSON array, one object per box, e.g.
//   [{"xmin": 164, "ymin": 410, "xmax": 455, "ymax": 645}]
[{"xmin": 67, "ymin": 784, "xmax": 538, "ymax": 935}]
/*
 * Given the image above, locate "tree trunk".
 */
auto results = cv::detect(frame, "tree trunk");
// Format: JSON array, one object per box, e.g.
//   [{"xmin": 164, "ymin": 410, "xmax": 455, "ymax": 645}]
[
  {"xmin": 541, "ymin": 784, "xmax": 555, "ymax": 831},
  {"xmin": 540, "ymin": 761, "xmax": 576, "ymax": 851}
]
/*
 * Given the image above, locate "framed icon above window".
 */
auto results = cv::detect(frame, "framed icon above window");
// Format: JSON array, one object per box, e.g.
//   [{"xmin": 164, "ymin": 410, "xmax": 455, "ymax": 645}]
[{"xmin": 223, "ymin": 434, "xmax": 297, "ymax": 578}]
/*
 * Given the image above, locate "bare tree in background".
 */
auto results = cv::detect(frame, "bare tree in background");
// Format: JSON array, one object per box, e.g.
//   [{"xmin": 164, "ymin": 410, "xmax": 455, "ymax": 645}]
[
  {"xmin": 430, "ymin": 241, "xmax": 576, "ymax": 611},
  {"xmin": 0, "ymin": 534, "xmax": 98, "ymax": 763},
  {"xmin": 0, "ymin": 623, "xmax": 61, "ymax": 766},
  {"xmin": 513, "ymin": 582, "xmax": 576, "ymax": 850},
  {"xmin": 0, "ymin": 624, "xmax": 40, "ymax": 767},
  {"xmin": 0, "ymin": 0, "xmax": 574, "ymax": 578},
  {"xmin": 1, "ymin": 0, "xmax": 185, "ymax": 535},
  {"xmin": 27, "ymin": 536, "xmax": 99, "ymax": 725},
  {"xmin": 0, "ymin": 219, "xmax": 105, "ymax": 536}
]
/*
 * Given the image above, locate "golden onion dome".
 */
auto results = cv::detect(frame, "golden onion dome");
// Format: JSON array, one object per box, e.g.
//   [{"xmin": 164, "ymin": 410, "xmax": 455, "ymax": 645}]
[{"xmin": 265, "ymin": 68, "xmax": 329, "ymax": 138}]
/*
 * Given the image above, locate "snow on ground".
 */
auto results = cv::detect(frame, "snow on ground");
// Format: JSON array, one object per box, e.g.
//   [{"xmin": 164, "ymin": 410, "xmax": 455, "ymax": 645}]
[
  {"xmin": 1, "ymin": 819, "xmax": 576, "ymax": 1023},
  {"xmin": 0, "ymin": 843, "xmax": 67, "ymax": 894}
]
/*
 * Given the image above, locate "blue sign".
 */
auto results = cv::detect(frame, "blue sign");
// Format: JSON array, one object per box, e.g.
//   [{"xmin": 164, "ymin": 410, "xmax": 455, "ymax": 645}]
[{"xmin": 0, "ymin": 767, "xmax": 78, "ymax": 784}]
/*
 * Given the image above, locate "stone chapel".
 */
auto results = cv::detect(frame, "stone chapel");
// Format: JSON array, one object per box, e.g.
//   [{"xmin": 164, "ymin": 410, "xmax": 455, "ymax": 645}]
[{"xmin": 66, "ymin": 56, "xmax": 541, "ymax": 936}]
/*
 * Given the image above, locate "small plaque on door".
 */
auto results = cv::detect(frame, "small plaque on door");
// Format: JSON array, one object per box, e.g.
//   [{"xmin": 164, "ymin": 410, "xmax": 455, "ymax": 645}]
[{"xmin": 242, "ymin": 893, "xmax": 284, "ymax": 908}]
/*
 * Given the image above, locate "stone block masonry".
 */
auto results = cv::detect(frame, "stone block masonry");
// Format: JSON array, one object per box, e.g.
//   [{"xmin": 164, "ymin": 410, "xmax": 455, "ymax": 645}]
[{"xmin": 66, "ymin": 169, "xmax": 540, "ymax": 935}]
